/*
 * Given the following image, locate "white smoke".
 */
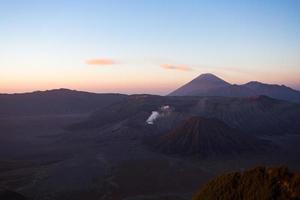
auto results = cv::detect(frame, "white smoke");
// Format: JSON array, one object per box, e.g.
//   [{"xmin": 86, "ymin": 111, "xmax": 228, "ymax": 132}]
[
  {"xmin": 161, "ymin": 105, "xmax": 170, "ymax": 110},
  {"xmin": 146, "ymin": 105, "xmax": 173, "ymax": 125},
  {"xmin": 146, "ymin": 111, "xmax": 160, "ymax": 125}
]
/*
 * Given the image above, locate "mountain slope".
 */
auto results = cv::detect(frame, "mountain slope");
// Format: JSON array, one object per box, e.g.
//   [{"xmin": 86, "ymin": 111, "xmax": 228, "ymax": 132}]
[
  {"xmin": 169, "ymin": 73, "xmax": 230, "ymax": 96},
  {"xmin": 169, "ymin": 73, "xmax": 300, "ymax": 102},
  {"xmin": 193, "ymin": 166, "xmax": 300, "ymax": 200},
  {"xmin": 157, "ymin": 116, "xmax": 269, "ymax": 157}
]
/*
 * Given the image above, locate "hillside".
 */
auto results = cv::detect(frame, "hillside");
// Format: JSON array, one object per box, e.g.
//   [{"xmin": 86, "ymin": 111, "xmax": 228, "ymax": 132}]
[{"xmin": 193, "ymin": 166, "xmax": 300, "ymax": 200}]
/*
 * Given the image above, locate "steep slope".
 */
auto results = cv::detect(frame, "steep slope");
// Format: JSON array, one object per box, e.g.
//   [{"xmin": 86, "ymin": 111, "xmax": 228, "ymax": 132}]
[
  {"xmin": 157, "ymin": 116, "xmax": 269, "ymax": 157},
  {"xmin": 169, "ymin": 73, "xmax": 231, "ymax": 96},
  {"xmin": 193, "ymin": 166, "xmax": 300, "ymax": 200},
  {"xmin": 0, "ymin": 89, "xmax": 127, "ymax": 116}
]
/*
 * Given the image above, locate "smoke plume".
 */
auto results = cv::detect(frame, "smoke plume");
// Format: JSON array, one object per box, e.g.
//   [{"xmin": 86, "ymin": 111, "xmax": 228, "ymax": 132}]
[{"xmin": 146, "ymin": 105, "xmax": 173, "ymax": 125}]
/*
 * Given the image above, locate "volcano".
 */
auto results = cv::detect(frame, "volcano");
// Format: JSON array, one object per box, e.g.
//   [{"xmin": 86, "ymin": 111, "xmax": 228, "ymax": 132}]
[
  {"xmin": 169, "ymin": 73, "xmax": 231, "ymax": 96},
  {"xmin": 157, "ymin": 116, "xmax": 269, "ymax": 157}
]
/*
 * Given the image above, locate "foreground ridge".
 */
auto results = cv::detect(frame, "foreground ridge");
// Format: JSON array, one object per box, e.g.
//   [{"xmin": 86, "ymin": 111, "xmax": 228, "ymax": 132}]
[{"xmin": 193, "ymin": 166, "xmax": 300, "ymax": 200}]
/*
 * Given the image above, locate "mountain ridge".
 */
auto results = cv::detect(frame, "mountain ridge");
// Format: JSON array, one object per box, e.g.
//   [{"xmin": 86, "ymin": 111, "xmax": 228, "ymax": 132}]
[
  {"xmin": 0, "ymin": 89, "xmax": 128, "ymax": 116},
  {"xmin": 169, "ymin": 73, "xmax": 300, "ymax": 102}
]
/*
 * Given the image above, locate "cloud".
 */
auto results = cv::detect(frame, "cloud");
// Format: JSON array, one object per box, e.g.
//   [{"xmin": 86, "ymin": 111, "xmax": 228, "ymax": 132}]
[
  {"xmin": 161, "ymin": 64, "xmax": 193, "ymax": 71},
  {"xmin": 86, "ymin": 58, "xmax": 116, "ymax": 65}
]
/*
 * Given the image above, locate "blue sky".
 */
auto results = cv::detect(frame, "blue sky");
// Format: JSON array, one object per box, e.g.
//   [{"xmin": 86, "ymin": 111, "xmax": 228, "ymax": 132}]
[{"xmin": 0, "ymin": 0, "xmax": 300, "ymax": 94}]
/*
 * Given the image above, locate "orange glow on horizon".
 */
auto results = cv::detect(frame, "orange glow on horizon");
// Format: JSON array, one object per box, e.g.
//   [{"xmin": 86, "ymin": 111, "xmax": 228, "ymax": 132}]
[{"xmin": 1, "ymin": 64, "xmax": 299, "ymax": 95}]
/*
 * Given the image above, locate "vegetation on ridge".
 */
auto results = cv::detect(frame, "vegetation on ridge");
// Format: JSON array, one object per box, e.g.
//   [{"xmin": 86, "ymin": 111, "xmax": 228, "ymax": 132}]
[{"xmin": 193, "ymin": 166, "xmax": 300, "ymax": 200}]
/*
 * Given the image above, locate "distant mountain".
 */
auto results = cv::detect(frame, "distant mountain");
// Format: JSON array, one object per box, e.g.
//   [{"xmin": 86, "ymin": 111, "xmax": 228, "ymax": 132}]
[
  {"xmin": 243, "ymin": 81, "xmax": 300, "ymax": 102},
  {"xmin": 169, "ymin": 73, "xmax": 231, "ymax": 96},
  {"xmin": 192, "ymin": 166, "xmax": 300, "ymax": 200},
  {"xmin": 0, "ymin": 89, "xmax": 127, "ymax": 116},
  {"xmin": 156, "ymin": 116, "xmax": 269, "ymax": 157},
  {"xmin": 169, "ymin": 73, "xmax": 300, "ymax": 102}
]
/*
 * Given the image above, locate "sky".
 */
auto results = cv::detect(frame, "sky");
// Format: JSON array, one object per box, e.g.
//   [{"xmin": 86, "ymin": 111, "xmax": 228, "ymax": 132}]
[{"xmin": 0, "ymin": 0, "xmax": 300, "ymax": 95}]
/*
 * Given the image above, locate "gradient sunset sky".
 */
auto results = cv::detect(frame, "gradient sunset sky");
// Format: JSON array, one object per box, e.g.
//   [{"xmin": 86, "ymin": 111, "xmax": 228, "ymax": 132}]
[{"xmin": 1, "ymin": 0, "xmax": 299, "ymax": 94}]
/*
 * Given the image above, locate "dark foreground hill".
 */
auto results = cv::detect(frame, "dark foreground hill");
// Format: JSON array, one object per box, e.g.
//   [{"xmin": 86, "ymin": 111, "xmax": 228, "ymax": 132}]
[
  {"xmin": 169, "ymin": 73, "xmax": 300, "ymax": 102},
  {"xmin": 193, "ymin": 166, "xmax": 300, "ymax": 200},
  {"xmin": 157, "ymin": 116, "xmax": 269, "ymax": 157}
]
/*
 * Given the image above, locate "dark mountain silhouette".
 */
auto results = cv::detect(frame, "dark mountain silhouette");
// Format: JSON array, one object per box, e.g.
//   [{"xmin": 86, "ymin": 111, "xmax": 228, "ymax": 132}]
[
  {"xmin": 0, "ymin": 89, "xmax": 127, "ymax": 116},
  {"xmin": 192, "ymin": 166, "xmax": 300, "ymax": 200},
  {"xmin": 169, "ymin": 73, "xmax": 300, "ymax": 102},
  {"xmin": 243, "ymin": 81, "xmax": 300, "ymax": 102},
  {"xmin": 156, "ymin": 116, "xmax": 269, "ymax": 157}
]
